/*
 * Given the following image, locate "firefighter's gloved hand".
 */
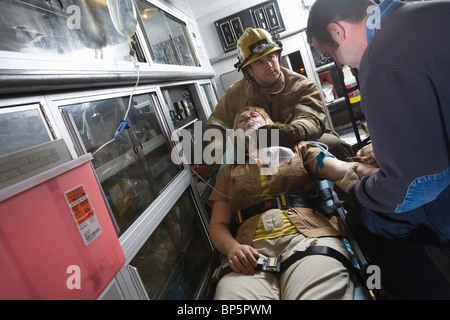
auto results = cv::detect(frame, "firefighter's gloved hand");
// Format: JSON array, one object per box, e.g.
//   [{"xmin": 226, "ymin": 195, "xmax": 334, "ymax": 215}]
[
  {"xmin": 258, "ymin": 124, "xmax": 305, "ymax": 147},
  {"xmin": 335, "ymin": 164, "xmax": 360, "ymax": 193}
]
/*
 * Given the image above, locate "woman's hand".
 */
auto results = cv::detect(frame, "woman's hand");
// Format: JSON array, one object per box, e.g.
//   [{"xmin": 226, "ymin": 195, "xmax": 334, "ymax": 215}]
[
  {"xmin": 226, "ymin": 244, "xmax": 260, "ymax": 274},
  {"xmin": 210, "ymin": 201, "xmax": 260, "ymax": 275}
]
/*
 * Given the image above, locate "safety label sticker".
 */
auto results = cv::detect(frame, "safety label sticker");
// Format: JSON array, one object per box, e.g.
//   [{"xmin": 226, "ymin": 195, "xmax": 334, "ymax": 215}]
[{"xmin": 65, "ymin": 184, "xmax": 102, "ymax": 245}]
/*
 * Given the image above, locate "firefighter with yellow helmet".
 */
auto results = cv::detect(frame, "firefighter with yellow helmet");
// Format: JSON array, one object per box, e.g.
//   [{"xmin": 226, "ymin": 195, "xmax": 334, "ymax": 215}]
[{"xmin": 206, "ymin": 27, "xmax": 353, "ymax": 162}]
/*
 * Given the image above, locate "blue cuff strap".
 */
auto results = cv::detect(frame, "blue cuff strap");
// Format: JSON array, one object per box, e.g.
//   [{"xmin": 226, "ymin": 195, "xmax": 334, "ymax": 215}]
[{"xmin": 315, "ymin": 151, "xmax": 334, "ymax": 179}]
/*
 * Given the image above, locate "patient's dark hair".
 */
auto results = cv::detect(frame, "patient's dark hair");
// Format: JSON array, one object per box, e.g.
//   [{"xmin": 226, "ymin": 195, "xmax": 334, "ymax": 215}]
[{"xmin": 306, "ymin": 0, "xmax": 375, "ymax": 48}]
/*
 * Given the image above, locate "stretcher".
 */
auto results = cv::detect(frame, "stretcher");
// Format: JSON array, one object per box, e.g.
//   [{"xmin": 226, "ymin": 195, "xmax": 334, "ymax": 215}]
[
  {"xmin": 209, "ymin": 181, "xmax": 375, "ymax": 300},
  {"xmin": 206, "ymin": 141, "xmax": 376, "ymax": 300}
]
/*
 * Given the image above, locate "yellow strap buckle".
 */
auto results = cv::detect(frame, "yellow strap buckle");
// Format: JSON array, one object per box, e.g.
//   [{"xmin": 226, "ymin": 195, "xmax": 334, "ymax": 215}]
[
  {"xmin": 236, "ymin": 210, "xmax": 243, "ymax": 224},
  {"xmin": 277, "ymin": 193, "xmax": 288, "ymax": 209}
]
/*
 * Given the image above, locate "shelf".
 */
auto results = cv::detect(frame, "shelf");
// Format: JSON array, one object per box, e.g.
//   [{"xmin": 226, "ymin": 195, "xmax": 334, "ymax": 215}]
[
  {"xmin": 325, "ymin": 96, "xmax": 346, "ymax": 108},
  {"xmin": 338, "ymin": 125, "xmax": 369, "ymax": 147},
  {"xmin": 175, "ymin": 118, "xmax": 199, "ymax": 131},
  {"xmin": 95, "ymin": 134, "xmax": 166, "ymax": 182},
  {"xmin": 316, "ymin": 62, "xmax": 335, "ymax": 73}
]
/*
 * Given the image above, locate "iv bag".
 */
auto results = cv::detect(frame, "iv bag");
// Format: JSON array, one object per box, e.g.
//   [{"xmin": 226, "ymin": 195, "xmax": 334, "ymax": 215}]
[{"xmin": 107, "ymin": 0, "xmax": 138, "ymax": 39}]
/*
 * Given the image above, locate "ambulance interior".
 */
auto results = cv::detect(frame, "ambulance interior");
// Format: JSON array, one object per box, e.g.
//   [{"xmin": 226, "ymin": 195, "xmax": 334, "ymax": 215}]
[{"xmin": 0, "ymin": 0, "xmax": 372, "ymax": 300}]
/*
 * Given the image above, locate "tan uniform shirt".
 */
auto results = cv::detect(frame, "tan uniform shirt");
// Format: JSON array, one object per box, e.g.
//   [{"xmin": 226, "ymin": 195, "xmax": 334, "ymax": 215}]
[
  {"xmin": 207, "ymin": 67, "xmax": 326, "ymax": 141},
  {"xmin": 208, "ymin": 142, "xmax": 346, "ymax": 246}
]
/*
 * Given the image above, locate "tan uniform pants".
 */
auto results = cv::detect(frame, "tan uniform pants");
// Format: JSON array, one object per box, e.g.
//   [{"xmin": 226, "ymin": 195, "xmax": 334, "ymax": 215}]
[{"xmin": 215, "ymin": 234, "xmax": 354, "ymax": 300}]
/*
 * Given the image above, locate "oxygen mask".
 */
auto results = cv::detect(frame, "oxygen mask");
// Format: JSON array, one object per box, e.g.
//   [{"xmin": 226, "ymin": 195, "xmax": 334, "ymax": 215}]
[{"xmin": 244, "ymin": 119, "xmax": 262, "ymax": 133}]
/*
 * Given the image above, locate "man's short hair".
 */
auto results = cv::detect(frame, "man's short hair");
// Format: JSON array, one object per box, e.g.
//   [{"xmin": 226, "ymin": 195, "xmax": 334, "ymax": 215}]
[{"xmin": 306, "ymin": 0, "xmax": 375, "ymax": 48}]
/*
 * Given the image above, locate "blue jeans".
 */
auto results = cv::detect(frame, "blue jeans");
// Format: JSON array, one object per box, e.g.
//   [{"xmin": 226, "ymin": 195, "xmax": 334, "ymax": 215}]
[{"xmin": 346, "ymin": 185, "xmax": 450, "ymax": 299}]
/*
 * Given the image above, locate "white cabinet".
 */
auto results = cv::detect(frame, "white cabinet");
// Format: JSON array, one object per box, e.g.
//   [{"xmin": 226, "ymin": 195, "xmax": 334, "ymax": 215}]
[
  {"xmin": 0, "ymin": 0, "xmax": 214, "ymax": 95},
  {"xmin": 43, "ymin": 82, "xmax": 216, "ymax": 299},
  {"xmin": 0, "ymin": 0, "xmax": 218, "ymax": 299}
]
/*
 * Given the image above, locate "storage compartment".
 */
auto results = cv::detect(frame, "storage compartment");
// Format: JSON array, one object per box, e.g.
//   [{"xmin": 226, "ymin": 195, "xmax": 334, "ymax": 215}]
[
  {"xmin": 59, "ymin": 92, "xmax": 181, "ymax": 235},
  {"xmin": 128, "ymin": 188, "xmax": 212, "ymax": 299}
]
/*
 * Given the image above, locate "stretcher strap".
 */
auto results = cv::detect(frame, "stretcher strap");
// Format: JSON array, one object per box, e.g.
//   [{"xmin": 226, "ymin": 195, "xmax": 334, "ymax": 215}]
[
  {"xmin": 281, "ymin": 245, "xmax": 366, "ymax": 285},
  {"xmin": 211, "ymin": 245, "xmax": 366, "ymax": 286},
  {"xmin": 235, "ymin": 193, "xmax": 310, "ymax": 225},
  {"xmin": 234, "ymin": 191, "xmax": 342, "ymax": 228}
]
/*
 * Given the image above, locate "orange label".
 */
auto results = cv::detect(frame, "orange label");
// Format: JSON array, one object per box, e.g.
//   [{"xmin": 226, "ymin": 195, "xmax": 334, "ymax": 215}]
[
  {"xmin": 65, "ymin": 185, "xmax": 87, "ymax": 205},
  {"xmin": 70, "ymin": 198, "xmax": 94, "ymax": 225},
  {"xmin": 65, "ymin": 184, "xmax": 102, "ymax": 245}
]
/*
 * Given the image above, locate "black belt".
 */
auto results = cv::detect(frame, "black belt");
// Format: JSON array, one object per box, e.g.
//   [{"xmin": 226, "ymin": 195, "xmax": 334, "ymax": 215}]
[
  {"xmin": 234, "ymin": 191, "xmax": 342, "ymax": 227},
  {"xmin": 234, "ymin": 193, "xmax": 306, "ymax": 225},
  {"xmin": 211, "ymin": 245, "xmax": 366, "ymax": 287}
]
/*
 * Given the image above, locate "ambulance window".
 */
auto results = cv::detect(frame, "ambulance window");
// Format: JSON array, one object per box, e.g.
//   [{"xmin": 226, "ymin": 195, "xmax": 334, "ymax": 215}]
[
  {"xmin": 0, "ymin": 105, "xmax": 53, "ymax": 157},
  {"xmin": 135, "ymin": 0, "xmax": 198, "ymax": 66},
  {"xmin": 0, "ymin": 0, "xmax": 133, "ymax": 65}
]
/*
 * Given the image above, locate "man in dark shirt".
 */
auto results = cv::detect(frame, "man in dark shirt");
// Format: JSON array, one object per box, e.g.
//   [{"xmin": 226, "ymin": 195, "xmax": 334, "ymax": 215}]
[{"xmin": 307, "ymin": 0, "xmax": 450, "ymax": 299}]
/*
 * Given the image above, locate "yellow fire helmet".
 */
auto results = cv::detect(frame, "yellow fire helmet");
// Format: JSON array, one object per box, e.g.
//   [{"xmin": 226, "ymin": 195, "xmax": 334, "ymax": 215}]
[{"xmin": 234, "ymin": 28, "xmax": 282, "ymax": 71}]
